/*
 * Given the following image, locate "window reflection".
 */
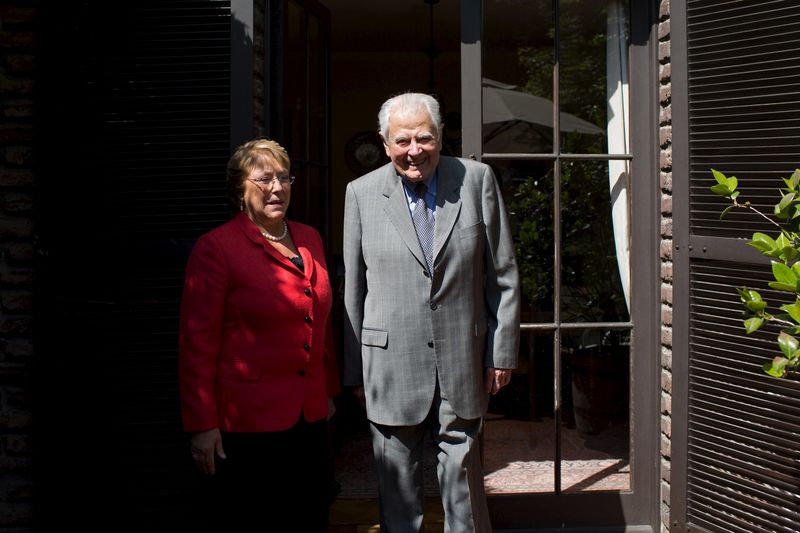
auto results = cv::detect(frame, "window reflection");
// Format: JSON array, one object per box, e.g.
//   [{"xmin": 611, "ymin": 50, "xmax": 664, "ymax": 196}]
[
  {"xmin": 561, "ymin": 160, "xmax": 630, "ymax": 323},
  {"xmin": 561, "ymin": 328, "xmax": 630, "ymax": 492},
  {"xmin": 560, "ymin": 0, "xmax": 630, "ymax": 154},
  {"xmin": 491, "ymin": 160, "xmax": 555, "ymax": 321}
]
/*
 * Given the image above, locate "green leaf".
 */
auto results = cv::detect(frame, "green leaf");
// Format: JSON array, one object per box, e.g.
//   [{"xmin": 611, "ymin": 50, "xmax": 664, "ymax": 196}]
[
  {"xmin": 792, "ymin": 169, "xmax": 800, "ymax": 189},
  {"xmin": 720, "ymin": 205, "xmax": 734, "ymax": 219},
  {"xmin": 738, "ymin": 287, "xmax": 760, "ymax": 302},
  {"xmin": 780, "ymin": 301, "xmax": 800, "ymax": 323},
  {"xmin": 772, "ymin": 261, "xmax": 796, "ymax": 284},
  {"xmin": 745, "ymin": 300, "xmax": 767, "ymax": 312},
  {"xmin": 738, "ymin": 287, "xmax": 762, "ymax": 302},
  {"xmin": 731, "ymin": 191, "xmax": 740, "ymax": 200},
  {"xmin": 777, "ymin": 331, "xmax": 799, "ymax": 358},
  {"xmin": 744, "ymin": 317, "xmax": 764, "ymax": 333},
  {"xmin": 764, "ymin": 358, "xmax": 788, "ymax": 378},
  {"xmin": 780, "ymin": 247, "xmax": 799, "ymax": 263},
  {"xmin": 775, "ymin": 192, "xmax": 797, "ymax": 219},
  {"xmin": 768, "ymin": 281, "xmax": 797, "ymax": 292},
  {"xmin": 726, "ymin": 176, "xmax": 738, "ymax": 190},
  {"xmin": 748, "ymin": 233, "xmax": 779, "ymax": 256},
  {"xmin": 711, "ymin": 168, "xmax": 727, "ymax": 185},
  {"xmin": 710, "ymin": 183, "xmax": 732, "ymax": 196}
]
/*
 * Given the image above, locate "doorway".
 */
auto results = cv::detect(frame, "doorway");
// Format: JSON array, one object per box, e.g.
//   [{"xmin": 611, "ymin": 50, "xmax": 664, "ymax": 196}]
[{"xmin": 298, "ymin": 0, "xmax": 660, "ymax": 530}]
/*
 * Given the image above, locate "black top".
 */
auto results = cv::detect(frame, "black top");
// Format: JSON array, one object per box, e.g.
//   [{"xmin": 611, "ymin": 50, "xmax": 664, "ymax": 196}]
[{"xmin": 289, "ymin": 255, "xmax": 304, "ymax": 272}]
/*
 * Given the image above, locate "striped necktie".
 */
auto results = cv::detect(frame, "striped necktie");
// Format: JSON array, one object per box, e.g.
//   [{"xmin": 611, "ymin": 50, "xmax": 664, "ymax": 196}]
[{"xmin": 412, "ymin": 182, "xmax": 434, "ymax": 272}]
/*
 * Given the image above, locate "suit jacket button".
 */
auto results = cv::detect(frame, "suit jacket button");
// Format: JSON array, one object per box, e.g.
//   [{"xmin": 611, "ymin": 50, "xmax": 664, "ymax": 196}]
[
  {"xmin": 298, "ymin": 368, "xmax": 306, "ymax": 376},
  {"xmin": 304, "ymin": 288, "xmax": 311, "ymax": 296},
  {"xmin": 423, "ymin": 270, "xmax": 430, "ymax": 278},
  {"xmin": 430, "ymin": 303, "xmax": 438, "ymax": 310},
  {"xmin": 427, "ymin": 341, "xmax": 434, "ymax": 348},
  {"xmin": 303, "ymin": 343, "xmax": 311, "ymax": 352},
  {"xmin": 304, "ymin": 315, "xmax": 312, "ymax": 323}
]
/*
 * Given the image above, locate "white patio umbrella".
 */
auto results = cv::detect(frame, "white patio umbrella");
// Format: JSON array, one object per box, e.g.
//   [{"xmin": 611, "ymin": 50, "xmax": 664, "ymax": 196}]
[{"xmin": 482, "ymin": 78, "xmax": 604, "ymax": 153}]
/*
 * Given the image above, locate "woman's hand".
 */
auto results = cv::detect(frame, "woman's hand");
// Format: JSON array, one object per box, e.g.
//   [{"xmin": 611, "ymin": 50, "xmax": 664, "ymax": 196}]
[{"xmin": 190, "ymin": 428, "xmax": 226, "ymax": 475}]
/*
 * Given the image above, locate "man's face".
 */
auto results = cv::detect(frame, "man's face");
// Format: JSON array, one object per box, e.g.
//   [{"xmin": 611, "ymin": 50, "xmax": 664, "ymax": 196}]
[{"xmin": 383, "ymin": 108, "xmax": 441, "ymax": 183}]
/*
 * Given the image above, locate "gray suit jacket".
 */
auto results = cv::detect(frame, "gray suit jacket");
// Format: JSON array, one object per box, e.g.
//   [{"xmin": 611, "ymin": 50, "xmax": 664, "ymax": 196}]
[{"xmin": 343, "ymin": 156, "xmax": 520, "ymax": 425}]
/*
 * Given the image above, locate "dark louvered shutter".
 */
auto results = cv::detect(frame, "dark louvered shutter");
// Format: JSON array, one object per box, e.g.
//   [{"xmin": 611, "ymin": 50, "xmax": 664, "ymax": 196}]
[
  {"xmin": 686, "ymin": 1, "xmax": 800, "ymax": 531},
  {"xmin": 37, "ymin": 1, "xmax": 232, "ymax": 529}
]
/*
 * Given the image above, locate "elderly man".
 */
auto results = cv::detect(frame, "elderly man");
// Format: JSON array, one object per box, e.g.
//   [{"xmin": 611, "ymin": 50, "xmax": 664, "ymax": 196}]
[{"xmin": 343, "ymin": 92, "xmax": 520, "ymax": 532}]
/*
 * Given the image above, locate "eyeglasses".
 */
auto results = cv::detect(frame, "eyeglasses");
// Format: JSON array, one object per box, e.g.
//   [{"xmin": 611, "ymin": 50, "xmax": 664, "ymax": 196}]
[{"xmin": 247, "ymin": 175, "xmax": 295, "ymax": 187}]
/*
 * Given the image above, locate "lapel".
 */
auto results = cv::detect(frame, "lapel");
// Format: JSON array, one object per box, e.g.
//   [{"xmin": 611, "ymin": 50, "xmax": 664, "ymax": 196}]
[
  {"xmin": 382, "ymin": 166, "xmax": 428, "ymax": 270},
  {"xmin": 381, "ymin": 159, "xmax": 464, "ymax": 270},
  {"xmin": 432, "ymin": 157, "xmax": 463, "ymax": 267},
  {"xmin": 235, "ymin": 213, "xmax": 310, "ymax": 279}
]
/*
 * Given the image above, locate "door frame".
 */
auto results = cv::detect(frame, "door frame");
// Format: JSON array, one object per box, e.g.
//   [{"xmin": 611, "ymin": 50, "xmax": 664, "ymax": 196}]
[{"xmin": 461, "ymin": 0, "xmax": 661, "ymax": 529}]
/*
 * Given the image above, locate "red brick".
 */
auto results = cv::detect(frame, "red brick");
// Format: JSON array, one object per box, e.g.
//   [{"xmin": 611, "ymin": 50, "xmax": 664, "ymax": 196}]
[
  {"xmin": 660, "ymin": 218, "xmax": 672, "ymax": 238},
  {"xmin": 0, "ymin": 217, "xmax": 33, "ymax": 239},
  {"xmin": 660, "ymin": 103, "xmax": 671, "ymax": 125},
  {"xmin": 1, "ymin": 291, "xmax": 33, "ymax": 312},
  {"xmin": 659, "ymin": 125, "xmax": 671, "ymax": 148},
  {"xmin": 1, "ymin": 193, "xmax": 34, "ymax": 213},
  {"xmin": 0, "ymin": 126, "xmax": 34, "ymax": 143},
  {"xmin": 660, "ymin": 240, "xmax": 672, "ymax": 261},
  {"xmin": 2, "ymin": 338, "xmax": 33, "ymax": 359},
  {"xmin": 658, "ymin": 41, "xmax": 670, "ymax": 62},
  {"xmin": 661, "ymin": 369, "xmax": 673, "ymax": 394},
  {"xmin": 0, "ymin": 6, "xmax": 37, "ymax": 26},
  {"xmin": 0, "ymin": 501, "xmax": 33, "ymax": 526},
  {"xmin": 662, "ymin": 347, "xmax": 672, "ymax": 371},
  {"xmin": 0, "ymin": 316, "xmax": 32, "ymax": 335},
  {"xmin": 0, "ymin": 411, "xmax": 32, "ymax": 430},
  {"xmin": 4, "ymin": 243, "xmax": 34, "ymax": 263},
  {"xmin": 660, "ymin": 149, "xmax": 672, "ymax": 171},
  {"xmin": 661, "ymin": 434, "xmax": 671, "ymax": 459},
  {"xmin": 0, "ymin": 269, "xmax": 35, "ymax": 287},
  {"xmin": 4, "ymin": 54, "xmax": 34, "ymax": 74},
  {"xmin": 661, "ymin": 413, "xmax": 671, "ymax": 438},
  {"xmin": 661, "ymin": 261, "xmax": 673, "ymax": 283},
  {"xmin": 661, "ymin": 391, "xmax": 671, "ymax": 414},
  {"xmin": 661, "ymin": 303, "xmax": 672, "ymax": 326},
  {"xmin": 658, "ymin": 20, "xmax": 670, "ymax": 41},
  {"xmin": 2, "ymin": 100, "xmax": 34, "ymax": 118},
  {"xmin": 5, "ymin": 146, "xmax": 32, "ymax": 166},
  {"xmin": 0, "ymin": 170, "xmax": 33, "ymax": 187},
  {"xmin": 0, "ymin": 31, "xmax": 35, "ymax": 48},
  {"xmin": 3, "ymin": 434, "xmax": 30, "ymax": 456},
  {"xmin": 659, "ymin": 84, "xmax": 671, "ymax": 106},
  {"xmin": 661, "ymin": 194, "xmax": 672, "ymax": 215}
]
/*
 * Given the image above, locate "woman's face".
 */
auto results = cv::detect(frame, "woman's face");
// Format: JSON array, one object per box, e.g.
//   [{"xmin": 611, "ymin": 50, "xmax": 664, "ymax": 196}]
[{"xmin": 242, "ymin": 157, "xmax": 291, "ymax": 226}]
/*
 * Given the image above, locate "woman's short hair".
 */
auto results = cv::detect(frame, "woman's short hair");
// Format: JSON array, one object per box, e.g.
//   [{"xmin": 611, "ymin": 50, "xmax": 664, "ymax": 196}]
[
  {"xmin": 227, "ymin": 138, "xmax": 291, "ymax": 210},
  {"xmin": 378, "ymin": 93, "xmax": 442, "ymax": 142}
]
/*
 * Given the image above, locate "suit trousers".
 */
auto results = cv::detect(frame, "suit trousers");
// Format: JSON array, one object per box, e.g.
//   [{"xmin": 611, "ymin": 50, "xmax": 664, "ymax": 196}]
[{"xmin": 370, "ymin": 384, "xmax": 491, "ymax": 533}]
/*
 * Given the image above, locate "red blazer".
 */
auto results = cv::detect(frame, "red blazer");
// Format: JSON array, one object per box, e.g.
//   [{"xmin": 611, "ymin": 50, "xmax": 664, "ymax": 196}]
[{"xmin": 179, "ymin": 212, "xmax": 340, "ymax": 433}]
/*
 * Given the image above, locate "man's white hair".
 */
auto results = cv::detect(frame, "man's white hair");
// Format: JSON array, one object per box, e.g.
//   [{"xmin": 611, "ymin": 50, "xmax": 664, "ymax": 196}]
[{"xmin": 378, "ymin": 92, "xmax": 442, "ymax": 141}]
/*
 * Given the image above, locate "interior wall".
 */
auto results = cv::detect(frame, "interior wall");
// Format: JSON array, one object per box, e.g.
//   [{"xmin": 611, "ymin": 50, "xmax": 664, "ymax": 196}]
[{"xmin": 323, "ymin": 0, "xmax": 461, "ymax": 256}]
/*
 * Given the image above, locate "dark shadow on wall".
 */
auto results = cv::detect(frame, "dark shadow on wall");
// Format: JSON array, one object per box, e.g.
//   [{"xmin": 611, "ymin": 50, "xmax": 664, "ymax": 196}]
[{"xmin": 34, "ymin": 1, "xmax": 243, "ymax": 530}]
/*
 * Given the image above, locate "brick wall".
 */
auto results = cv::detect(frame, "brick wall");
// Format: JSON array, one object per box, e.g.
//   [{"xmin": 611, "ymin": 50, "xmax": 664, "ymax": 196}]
[
  {"xmin": 0, "ymin": 2, "xmax": 35, "ymax": 531},
  {"xmin": 253, "ymin": 0, "xmax": 265, "ymax": 134},
  {"xmin": 658, "ymin": 1, "xmax": 673, "ymax": 532}
]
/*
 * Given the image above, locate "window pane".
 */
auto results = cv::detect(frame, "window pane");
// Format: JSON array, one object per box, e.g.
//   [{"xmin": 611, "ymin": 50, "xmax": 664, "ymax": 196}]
[
  {"xmin": 491, "ymin": 159, "xmax": 555, "ymax": 321},
  {"xmin": 560, "ymin": 160, "xmax": 630, "ymax": 323},
  {"xmin": 483, "ymin": 0, "xmax": 554, "ymax": 154},
  {"xmin": 561, "ymin": 328, "xmax": 630, "ymax": 492},
  {"xmin": 559, "ymin": 0, "xmax": 630, "ymax": 154},
  {"xmin": 485, "ymin": 332, "xmax": 555, "ymax": 493}
]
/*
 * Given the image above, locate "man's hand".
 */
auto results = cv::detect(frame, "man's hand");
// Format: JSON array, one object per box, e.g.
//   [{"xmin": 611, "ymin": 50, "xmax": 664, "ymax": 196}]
[
  {"xmin": 484, "ymin": 367, "xmax": 512, "ymax": 395},
  {"xmin": 190, "ymin": 428, "xmax": 226, "ymax": 475}
]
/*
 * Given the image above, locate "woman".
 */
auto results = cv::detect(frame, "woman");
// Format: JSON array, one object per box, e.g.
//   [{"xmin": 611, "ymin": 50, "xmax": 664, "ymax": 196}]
[{"xmin": 179, "ymin": 138, "xmax": 339, "ymax": 530}]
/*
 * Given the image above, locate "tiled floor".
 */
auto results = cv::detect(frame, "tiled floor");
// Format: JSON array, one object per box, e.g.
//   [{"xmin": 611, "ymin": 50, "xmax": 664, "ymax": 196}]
[
  {"xmin": 329, "ymin": 498, "xmax": 444, "ymax": 533},
  {"xmin": 334, "ymin": 414, "xmax": 630, "ymax": 500}
]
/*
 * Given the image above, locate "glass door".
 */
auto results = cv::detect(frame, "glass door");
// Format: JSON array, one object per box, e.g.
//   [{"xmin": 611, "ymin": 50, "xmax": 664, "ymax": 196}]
[{"xmin": 461, "ymin": 0, "xmax": 658, "ymax": 529}]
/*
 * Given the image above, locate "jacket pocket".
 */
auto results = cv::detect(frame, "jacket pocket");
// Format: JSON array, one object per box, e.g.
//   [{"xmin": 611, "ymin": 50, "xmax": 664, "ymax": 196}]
[
  {"xmin": 459, "ymin": 221, "xmax": 485, "ymax": 239},
  {"xmin": 361, "ymin": 328, "xmax": 388, "ymax": 348}
]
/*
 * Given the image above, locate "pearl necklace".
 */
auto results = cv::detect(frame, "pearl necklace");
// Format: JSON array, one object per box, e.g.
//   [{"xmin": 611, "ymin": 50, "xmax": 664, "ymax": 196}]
[{"xmin": 261, "ymin": 220, "xmax": 288, "ymax": 241}]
